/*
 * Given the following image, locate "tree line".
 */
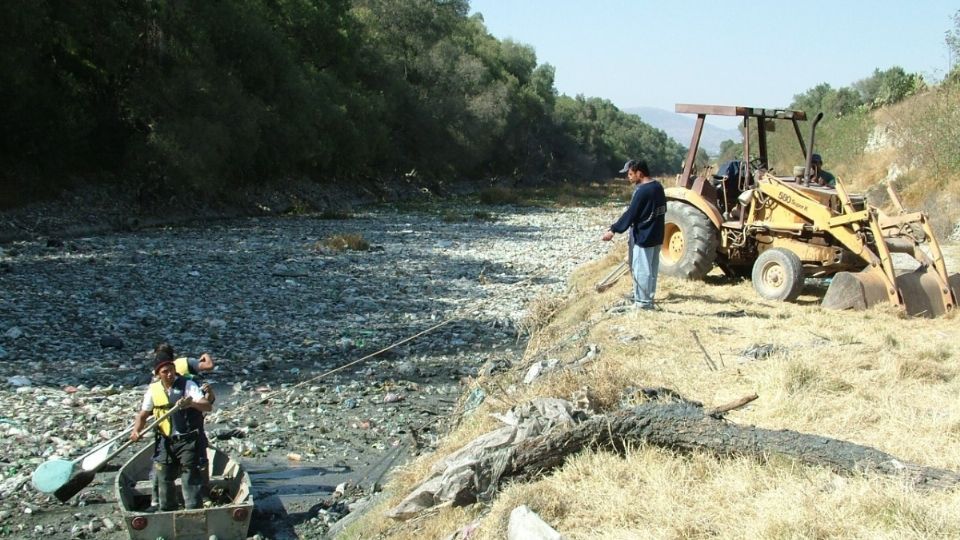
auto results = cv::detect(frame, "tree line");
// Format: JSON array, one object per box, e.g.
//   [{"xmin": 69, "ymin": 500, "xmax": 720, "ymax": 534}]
[{"xmin": 0, "ymin": 0, "xmax": 685, "ymax": 206}]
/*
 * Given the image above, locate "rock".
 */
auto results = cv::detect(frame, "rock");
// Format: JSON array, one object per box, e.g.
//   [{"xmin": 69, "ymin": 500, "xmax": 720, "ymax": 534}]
[
  {"xmin": 463, "ymin": 387, "xmax": 486, "ymax": 414},
  {"xmin": 0, "ymin": 472, "xmax": 29, "ymax": 498},
  {"xmin": 6, "ymin": 376, "xmax": 31, "ymax": 387},
  {"xmin": 4, "ymin": 327, "xmax": 23, "ymax": 340},
  {"xmin": 523, "ymin": 359, "xmax": 559, "ymax": 384},
  {"xmin": 482, "ymin": 358, "xmax": 511, "ymax": 376},
  {"xmin": 98, "ymin": 335, "xmax": 124, "ymax": 349},
  {"xmin": 395, "ymin": 361, "xmax": 419, "ymax": 378},
  {"xmin": 507, "ymin": 505, "xmax": 565, "ymax": 540},
  {"xmin": 740, "ymin": 343, "xmax": 785, "ymax": 360},
  {"xmin": 207, "ymin": 318, "xmax": 227, "ymax": 329}
]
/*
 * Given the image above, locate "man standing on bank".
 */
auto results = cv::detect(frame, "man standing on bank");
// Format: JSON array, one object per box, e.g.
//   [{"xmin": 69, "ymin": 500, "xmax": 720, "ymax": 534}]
[
  {"xmin": 602, "ymin": 159, "xmax": 667, "ymax": 310},
  {"xmin": 130, "ymin": 352, "xmax": 213, "ymax": 510}
]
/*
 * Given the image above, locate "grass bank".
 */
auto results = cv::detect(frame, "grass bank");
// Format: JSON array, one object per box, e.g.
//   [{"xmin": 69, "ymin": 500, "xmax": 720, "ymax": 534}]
[{"xmin": 342, "ymin": 237, "xmax": 960, "ymax": 538}]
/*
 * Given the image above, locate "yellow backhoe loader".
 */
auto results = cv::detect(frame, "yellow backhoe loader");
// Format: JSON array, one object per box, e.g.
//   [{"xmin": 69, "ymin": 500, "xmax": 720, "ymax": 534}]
[{"xmin": 656, "ymin": 103, "xmax": 959, "ymax": 317}]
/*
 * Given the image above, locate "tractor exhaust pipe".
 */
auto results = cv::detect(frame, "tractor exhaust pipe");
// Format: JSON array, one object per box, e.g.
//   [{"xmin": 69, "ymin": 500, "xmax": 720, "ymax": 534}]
[{"xmin": 803, "ymin": 112, "xmax": 824, "ymax": 186}]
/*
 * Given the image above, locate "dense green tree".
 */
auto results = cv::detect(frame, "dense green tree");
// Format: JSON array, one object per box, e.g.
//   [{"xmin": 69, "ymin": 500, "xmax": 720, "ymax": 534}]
[
  {"xmin": 1, "ymin": 0, "xmax": 689, "ymax": 204},
  {"xmin": 853, "ymin": 67, "xmax": 925, "ymax": 109},
  {"xmin": 717, "ymin": 139, "xmax": 743, "ymax": 164}
]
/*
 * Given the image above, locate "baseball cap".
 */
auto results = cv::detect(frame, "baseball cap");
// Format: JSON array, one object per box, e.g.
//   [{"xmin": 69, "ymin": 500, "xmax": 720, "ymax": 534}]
[{"xmin": 618, "ymin": 159, "xmax": 636, "ymax": 174}]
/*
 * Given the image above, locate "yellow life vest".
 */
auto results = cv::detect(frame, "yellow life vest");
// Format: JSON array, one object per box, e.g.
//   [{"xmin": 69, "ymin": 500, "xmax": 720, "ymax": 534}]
[
  {"xmin": 149, "ymin": 380, "xmax": 173, "ymax": 437},
  {"xmin": 174, "ymin": 357, "xmax": 190, "ymax": 377}
]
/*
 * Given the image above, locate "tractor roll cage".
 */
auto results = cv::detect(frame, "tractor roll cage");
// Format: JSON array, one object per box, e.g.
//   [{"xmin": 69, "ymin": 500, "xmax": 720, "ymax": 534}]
[{"xmin": 675, "ymin": 103, "xmax": 810, "ymax": 192}]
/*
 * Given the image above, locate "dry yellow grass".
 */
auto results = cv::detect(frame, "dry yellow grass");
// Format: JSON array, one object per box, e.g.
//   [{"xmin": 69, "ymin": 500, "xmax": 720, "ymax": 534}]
[
  {"xmin": 343, "ymin": 241, "xmax": 960, "ymax": 539},
  {"xmin": 319, "ymin": 232, "xmax": 370, "ymax": 252}
]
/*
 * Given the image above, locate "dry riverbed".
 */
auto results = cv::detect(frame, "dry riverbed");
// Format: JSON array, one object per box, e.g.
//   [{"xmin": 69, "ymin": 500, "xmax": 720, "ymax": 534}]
[{"xmin": 0, "ymin": 199, "xmax": 613, "ymax": 539}]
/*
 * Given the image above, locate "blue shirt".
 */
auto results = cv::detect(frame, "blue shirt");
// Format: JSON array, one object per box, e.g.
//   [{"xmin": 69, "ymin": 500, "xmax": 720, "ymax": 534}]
[{"xmin": 610, "ymin": 181, "xmax": 667, "ymax": 248}]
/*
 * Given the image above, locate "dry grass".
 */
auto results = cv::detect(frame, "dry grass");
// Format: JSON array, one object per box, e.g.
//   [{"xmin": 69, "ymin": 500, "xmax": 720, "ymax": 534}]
[
  {"xmin": 479, "ymin": 186, "xmax": 524, "ymax": 205},
  {"xmin": 317, "ymin": 208, "xmax": 353, "ymax": 220},
  {"xmin": 517, "ymin": 292, "xmax": 567, "ymax": 336},
  {"xmin": 345, "ymin": 241, "xmax": 960, "ymax": 539},
  {"xmin": 476, "ymin": 181, "xmax": 628, "ymax": 209},
  {"xmin": 318, "ymin": 233, "xmax": 370, "ymax": 252}
]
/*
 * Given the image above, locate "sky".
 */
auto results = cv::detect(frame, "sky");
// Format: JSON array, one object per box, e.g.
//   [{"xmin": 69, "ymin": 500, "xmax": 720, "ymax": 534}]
[{"xmin": 469, "ymin": 0, "xmax": 958, "ymax": 128}]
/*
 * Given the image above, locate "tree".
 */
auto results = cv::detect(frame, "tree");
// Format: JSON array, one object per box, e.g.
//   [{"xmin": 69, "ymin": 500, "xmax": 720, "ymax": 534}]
[
  {"xmin": 946, "ymin": 9, "xmax": 960, "ymax": 70},
  {"xmin": 717, "ymin": 139, "xmax": 743, "ymax": 163},
  {"xmin": 791, "ymin": 83, "xmax": 834, "ymax": 114},
  {"xmin": 854, "ymin": 67, "xmax": 925, "ymax": 109}
]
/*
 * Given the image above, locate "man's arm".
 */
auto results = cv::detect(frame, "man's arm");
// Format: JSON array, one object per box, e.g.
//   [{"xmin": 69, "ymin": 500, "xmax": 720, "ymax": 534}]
[
  {"xmin": 183, "ymin": 380, "xmax": 213, "ymax": 413},
  {"xmin": 130, "ymin": 410, "xmax": 151, "ymax": 442},
  {"xmin": 197, "ymin": 353, "xmax": 214, "ymax": 372},
  {"xmin": 179, "ymin": 395, "xmax": 213, "ymax": 413},
  {"xmin": 201, "ymin": 383, "xmax": 216, "ymax": 405},
  {"xmin": 609, "ymin": 188, "xmax": 644, "ymax": 234}
]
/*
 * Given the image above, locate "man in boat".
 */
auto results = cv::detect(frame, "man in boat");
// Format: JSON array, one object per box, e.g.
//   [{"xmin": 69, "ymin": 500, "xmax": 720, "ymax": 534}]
[
  {"xmin": 154, "ymin": 342, "xmax": 217, "ymax": 431},
  {"xmin": 148, "ymin": 343, "xmax": 218, "ymax": 508},
  {"xmin": 154, "ymin": 342, "xmax": 216, "ymax": 382},
  {"xmin": 131, "ymin": 351, "xmax": 213, "ymax": 510}
]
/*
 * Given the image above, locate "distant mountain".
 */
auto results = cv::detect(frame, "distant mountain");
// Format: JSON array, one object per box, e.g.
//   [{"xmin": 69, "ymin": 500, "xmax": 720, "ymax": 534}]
[{"xmin": 624, "ymin": 107, "xmax": 742, "ymax": 155}]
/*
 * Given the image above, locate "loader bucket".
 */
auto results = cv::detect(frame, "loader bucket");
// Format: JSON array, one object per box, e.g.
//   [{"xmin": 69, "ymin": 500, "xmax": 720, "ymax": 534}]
[
  {"xmin": 823, "ymin": 266, "xmax": 959, "ymax": 317},
  {"xmin": 821, "ymin": 268, "xmax": 892, "ymax": 312}
]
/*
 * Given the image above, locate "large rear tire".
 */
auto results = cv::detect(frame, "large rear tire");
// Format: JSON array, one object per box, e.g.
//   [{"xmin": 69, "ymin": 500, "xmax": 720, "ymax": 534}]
[
  {"xmin": 659, "ymin": 201, "xmax": 719, "ymax": 279},
  {"xmin": 752, "ymin": 248, "xmax": 804, "ymax": 301}
]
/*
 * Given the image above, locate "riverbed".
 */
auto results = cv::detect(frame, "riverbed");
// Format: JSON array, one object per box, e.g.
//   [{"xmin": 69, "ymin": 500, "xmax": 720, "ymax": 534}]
[{"xmin": 0, "ymin": 199, "xmax": 615, "ymax": 539}]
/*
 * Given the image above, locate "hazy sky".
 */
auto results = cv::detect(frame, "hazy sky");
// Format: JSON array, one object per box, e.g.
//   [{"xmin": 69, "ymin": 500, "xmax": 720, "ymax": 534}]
[{"xmin": 469, "ymin": 0, "xmax": 957, "ymax": 128}]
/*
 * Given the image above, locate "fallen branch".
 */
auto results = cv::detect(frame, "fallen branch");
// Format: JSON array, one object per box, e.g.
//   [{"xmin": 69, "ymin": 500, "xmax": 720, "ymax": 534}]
[
  {"xmin": 690, "ymin": 330, "xmax": 718, "ymax": 371},
  {"xmin": 705, "ymin": 393, "xmax": 758, "ymax": 418},
  {"xmin": 508, "ymin": 401, "xmax": 960, "ymax": 490},
  {"xmin": 389, "ymin": 393, "xmax": 960, "ymax": 519}
]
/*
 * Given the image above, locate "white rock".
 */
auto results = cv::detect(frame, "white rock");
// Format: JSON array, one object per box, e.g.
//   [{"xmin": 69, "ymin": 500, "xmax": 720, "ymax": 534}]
[
  {"xmin": 507, "ymin": 505, "xmax": 565, "ymax": 540},
  {"xmin": 4, "ymin": 327, "xmax": 23, "ymax": 339},
  {"xmin": 7, "ymin": 375, "xmax": 31, "ymax": 387}
]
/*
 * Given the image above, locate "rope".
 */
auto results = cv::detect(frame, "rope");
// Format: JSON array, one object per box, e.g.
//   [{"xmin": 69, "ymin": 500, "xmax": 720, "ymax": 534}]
[
  {"xmin": 216, "ymin": 317, "xmax": 457, "ymax": 421},
  {"xmin": 210, "ymin": 214, "xmax": 624, "ymax": 424}
]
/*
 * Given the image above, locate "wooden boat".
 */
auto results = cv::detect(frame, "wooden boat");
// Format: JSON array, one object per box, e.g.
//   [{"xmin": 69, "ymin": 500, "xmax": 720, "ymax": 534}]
[{"xmin": 115, "ymin": 444, "xmax": 253, "ymax": 540}]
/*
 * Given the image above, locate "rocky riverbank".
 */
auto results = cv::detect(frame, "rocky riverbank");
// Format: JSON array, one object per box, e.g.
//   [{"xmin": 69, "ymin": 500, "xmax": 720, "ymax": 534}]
[{"xmin": 0, "ymin": 196, "xmax": 615, "ymax": 539}]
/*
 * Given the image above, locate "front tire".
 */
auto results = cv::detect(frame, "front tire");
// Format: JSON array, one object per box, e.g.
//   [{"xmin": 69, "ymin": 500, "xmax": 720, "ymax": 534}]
[
  {"xmin": 751, "ymin": 248, "xmax": 804, "ymax": 301},
  {"xmin": 659, "ymin": 201, "xmax": 719, "ymax": 279}
]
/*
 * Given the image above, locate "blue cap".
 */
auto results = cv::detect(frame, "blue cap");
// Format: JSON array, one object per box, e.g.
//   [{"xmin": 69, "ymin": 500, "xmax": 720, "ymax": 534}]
[
  {"xmin": 618, "ymin": 159, "xmax": 635, "ymax": 174},
  {"xmin": 811, "ymin": 153, "xmax": 823, "ymax": 163}
]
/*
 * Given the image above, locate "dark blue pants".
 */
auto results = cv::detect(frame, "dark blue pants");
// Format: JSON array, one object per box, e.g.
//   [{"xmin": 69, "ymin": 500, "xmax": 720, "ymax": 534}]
[{"xmin": 153, "ymin": 432, "xmax": 203, "ymax": 510}]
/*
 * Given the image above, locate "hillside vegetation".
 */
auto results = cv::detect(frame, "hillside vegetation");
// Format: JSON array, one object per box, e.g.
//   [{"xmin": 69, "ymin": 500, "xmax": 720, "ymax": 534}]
[{"xmin": 719, "ymin": 60, "xmax": 960, "ymax": 237}]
